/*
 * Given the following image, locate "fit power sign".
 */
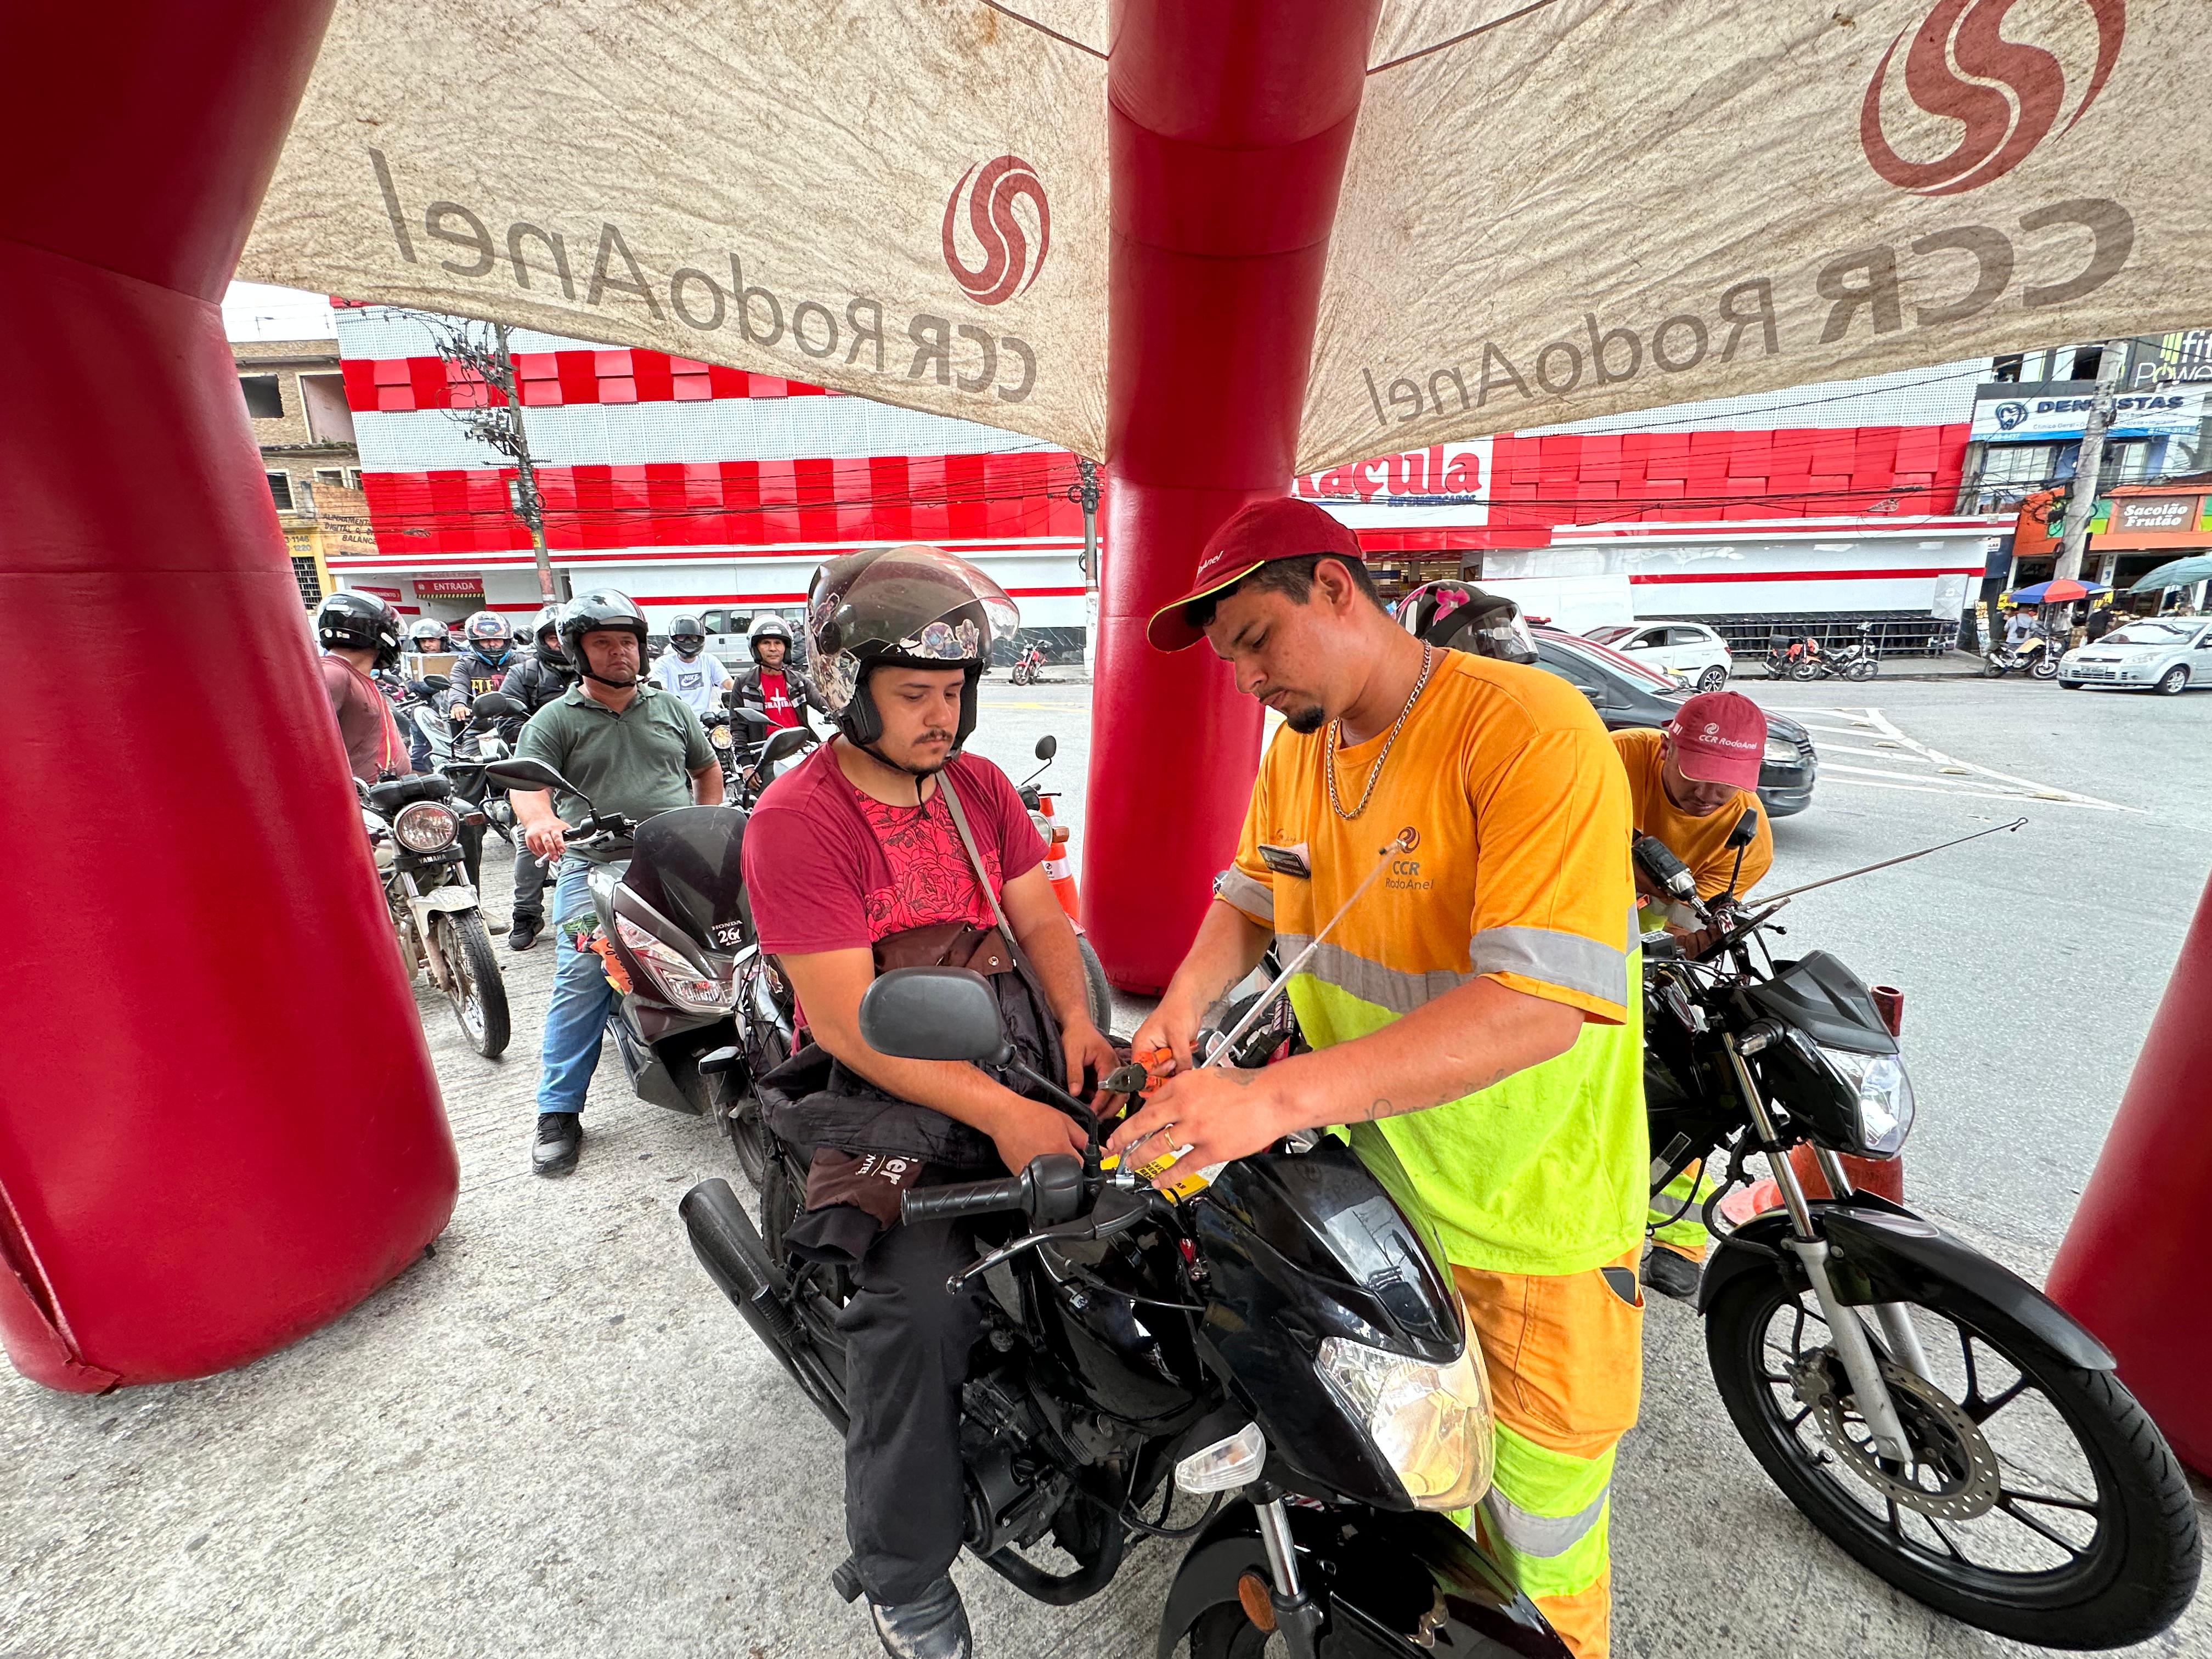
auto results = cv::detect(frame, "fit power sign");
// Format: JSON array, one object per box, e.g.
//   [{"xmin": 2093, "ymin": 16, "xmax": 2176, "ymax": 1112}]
[{"xmin": 243, "ymin": 1, "xmax": 2209, "ymax": 472}]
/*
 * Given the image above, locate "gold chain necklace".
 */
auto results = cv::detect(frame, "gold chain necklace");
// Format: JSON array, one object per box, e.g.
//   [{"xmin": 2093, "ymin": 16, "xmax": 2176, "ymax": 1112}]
[{"xmin": 1325, "ymin": 644, "xmax": 1434, "ymax": 821}]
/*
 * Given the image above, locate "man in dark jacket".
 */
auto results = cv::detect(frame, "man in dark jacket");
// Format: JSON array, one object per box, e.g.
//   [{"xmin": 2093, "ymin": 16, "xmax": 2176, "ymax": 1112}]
[
  {"xmin": 500, "ymin": 604, "xmax": 577, "ymax": 950},
  {"xmin": 729, "ymin": 614, "xmax": 824, "ymax": 743}
]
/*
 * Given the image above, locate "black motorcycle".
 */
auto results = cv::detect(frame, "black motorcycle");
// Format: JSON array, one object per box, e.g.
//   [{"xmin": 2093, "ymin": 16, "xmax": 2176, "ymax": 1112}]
[
  {"xmin": 1634, "ymin": 831, "xmax": 2200, "ymax": 1647},
  {"xmin": 726, "ymin": 704, "xmax": 820, "ymax": 810},
  {"xmin": 483, "ymin": 756, "xmax": 763, "ymax": 1164},
  {"xmin": 681, "ymin": 967, "xmax": 1570, "ymax": 1659}
]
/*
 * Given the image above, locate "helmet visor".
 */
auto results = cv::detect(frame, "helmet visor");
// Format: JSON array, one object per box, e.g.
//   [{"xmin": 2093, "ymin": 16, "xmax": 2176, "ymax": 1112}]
[{"xmin": 809, "ymin": 544, "xmax": 1019, "ymax": 663}]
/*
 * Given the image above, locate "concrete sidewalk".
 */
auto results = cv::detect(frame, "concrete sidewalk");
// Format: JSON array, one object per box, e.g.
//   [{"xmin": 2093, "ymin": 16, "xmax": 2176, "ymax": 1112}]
[{"xmin": 1736, "ymin": 648, "xmax": 1993, "ymax": 682}]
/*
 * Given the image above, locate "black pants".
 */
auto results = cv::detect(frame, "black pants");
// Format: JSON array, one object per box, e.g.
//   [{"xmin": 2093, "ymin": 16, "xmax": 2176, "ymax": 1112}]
[
  {"xmin": 511, "ymin": 839, "xmax": 550, "ymax": 924},
  {"xmin": 837, "ymin": 1213, "xmax": 987, "ymax": 1605},
  {"xmin": 456, "ymin": 821, "xmax": 486, "ymax": 902}
]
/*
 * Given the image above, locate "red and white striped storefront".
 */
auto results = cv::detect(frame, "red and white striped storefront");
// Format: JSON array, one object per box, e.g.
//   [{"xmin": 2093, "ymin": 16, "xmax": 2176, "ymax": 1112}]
[
  {"xmin": 333, "ymin": 302, "xmax": 2002, "ymax": 640},
  {"xmin": 329, "ymin": 306, "xmax": 1087, "ymax": 633}
]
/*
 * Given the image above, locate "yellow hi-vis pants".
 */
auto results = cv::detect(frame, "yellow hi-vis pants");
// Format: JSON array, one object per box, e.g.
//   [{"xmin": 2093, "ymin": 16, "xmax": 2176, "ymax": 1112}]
[
  {"xmin": 1453, "ymin": 1245, "xmax": 1645, "ymax": 1659},
  {"xmin": 1648, "ymin": 1159, "xmax": 1711, "ymax": 1259}
]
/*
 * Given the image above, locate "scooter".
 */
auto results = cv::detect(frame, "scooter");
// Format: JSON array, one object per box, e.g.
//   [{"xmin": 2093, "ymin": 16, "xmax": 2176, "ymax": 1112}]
[
  {"xmin": 1984, "ymin": 630, "xmax": 2060, "ymax": 679},
  {"xmin": 359, "ymin": 772, "xmax": 512, "ymax": 1059},
  {"xmin": 483, "ymin": 756, "xmax": 758, "ymax": 1158}
]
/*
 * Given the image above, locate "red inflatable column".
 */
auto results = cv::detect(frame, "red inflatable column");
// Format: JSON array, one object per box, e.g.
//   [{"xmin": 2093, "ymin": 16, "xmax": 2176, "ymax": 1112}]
[
  {"xmin": 1084, "ymin": 0, "xmax": 1382, "ymax": 991},
  {"xmin": 0, "ymin": 3, "xmax": 458, "ymax": 1390},
  {"xmin": 2046, "ymin": 871, "xmax": 2212, "ymax": 1474}
]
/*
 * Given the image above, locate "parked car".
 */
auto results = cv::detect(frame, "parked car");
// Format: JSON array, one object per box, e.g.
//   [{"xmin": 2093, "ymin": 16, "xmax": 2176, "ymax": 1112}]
[
  {"xmin": 2057, "ymin": 617, "xmax": 2212, "ymax": 695},
  {"xmin": 1533, "ymin": 628, "xmax": 1818, "ymax": 816},
  {"xmin": 1583, "ymin": 620, "xmax": 1734, "ymax": 692}
]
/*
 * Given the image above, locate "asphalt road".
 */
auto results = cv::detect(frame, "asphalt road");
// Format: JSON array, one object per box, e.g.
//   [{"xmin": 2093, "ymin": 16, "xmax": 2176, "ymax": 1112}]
[{"xmin": 4, "ymin": 672, "xmax": 2209, "ymax": 1659}]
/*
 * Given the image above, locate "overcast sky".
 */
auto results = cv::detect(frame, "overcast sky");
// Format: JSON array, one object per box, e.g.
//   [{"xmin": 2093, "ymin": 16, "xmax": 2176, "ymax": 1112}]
[{"xmin": 223, "ymin": 281, "xmax": 335, "ymax": 342}]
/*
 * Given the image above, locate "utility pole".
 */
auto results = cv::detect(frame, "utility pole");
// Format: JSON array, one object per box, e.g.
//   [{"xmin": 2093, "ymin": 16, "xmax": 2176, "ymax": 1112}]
[
  {"xmin": 2056, "ymin": 340, "xmax": 2129, "ymax": 584},
  {"xmin": 404, "ymin": 311, "xmax": 562, "ymax": 603},
  {"xmin": 1069, "ymin": 456, "xmax": 1102, "ymax": 669}
]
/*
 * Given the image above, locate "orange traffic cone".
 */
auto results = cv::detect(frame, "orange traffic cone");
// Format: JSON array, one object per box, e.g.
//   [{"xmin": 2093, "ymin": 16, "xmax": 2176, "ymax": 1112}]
[{"xmin": 1038, "ymin": 795, "xmax": 1082, "ymax": 921}]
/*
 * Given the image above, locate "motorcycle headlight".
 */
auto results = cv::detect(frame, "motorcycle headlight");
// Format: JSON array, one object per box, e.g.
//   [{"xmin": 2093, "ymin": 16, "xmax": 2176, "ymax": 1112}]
[
  {"xmin": 1029, "ymin": 808, "xmax": 1054, "ymax": 851},
  {"xmin": 615, "ymin": 916, "xmax": 735, "ymax": 1013},
  {"xmin": 392, "ymin": 800, "xmax": 459, "ymax": 853},
  {"xmin": 1815, "ymin": 1045, "xmax": 1916, "ymax": 1157},
  {"xmin": 710, "ymin": 724, "xmax": 733, "ymax": 749},
  {"xmin": 1318, "ymin": 1314, "xmax": 1494, "ymax": 1511}
]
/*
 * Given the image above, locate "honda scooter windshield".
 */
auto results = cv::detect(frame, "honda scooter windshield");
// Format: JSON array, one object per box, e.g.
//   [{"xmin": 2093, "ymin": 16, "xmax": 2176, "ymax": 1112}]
[{"xmin": 624, "ymin": 806, "xmax": 748, "ymax": 949}]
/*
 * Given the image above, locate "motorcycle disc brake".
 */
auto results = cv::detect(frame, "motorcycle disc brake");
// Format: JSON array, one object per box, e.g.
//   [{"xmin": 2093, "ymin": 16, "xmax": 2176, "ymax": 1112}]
[{"xmin": 1792, "ymin": 1353, "xmax": 2001, "ymax": 1520}]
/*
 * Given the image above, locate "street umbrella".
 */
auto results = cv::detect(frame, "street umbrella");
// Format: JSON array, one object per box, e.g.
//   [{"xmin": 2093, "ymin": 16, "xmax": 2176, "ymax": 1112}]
[
  {"xmin": 2128, "ymin": 555, "xmax": 2212, "ymax": 594},
  {"xmin": 2011, "ymin": 578, "xmax": 2107, "ymax": 605}
]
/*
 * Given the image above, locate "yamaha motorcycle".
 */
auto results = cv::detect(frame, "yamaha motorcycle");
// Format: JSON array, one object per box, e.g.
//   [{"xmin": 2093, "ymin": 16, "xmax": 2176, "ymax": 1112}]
[
  {"xmin": 359, "ymin": 772, "xmax": 512, "ymax": 1059},
  {"xmin": 1634, "ymin": 829, "xmax": 2199, "ymax": 1647},
  {"xmin": 681, "ymin": 966, "xmax": 1570, "ymax": 1659}
]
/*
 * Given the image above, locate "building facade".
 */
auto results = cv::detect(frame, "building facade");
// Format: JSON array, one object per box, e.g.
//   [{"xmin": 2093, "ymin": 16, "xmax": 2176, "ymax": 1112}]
[{"xmin": 233, "ymin": 336, "xmax": 368, "ymax": 608}]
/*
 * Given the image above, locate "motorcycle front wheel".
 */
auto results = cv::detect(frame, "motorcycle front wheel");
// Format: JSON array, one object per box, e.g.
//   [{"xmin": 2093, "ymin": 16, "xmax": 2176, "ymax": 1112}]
[
  {"xmin": 439, "ymin": 912, "xmax": 512, "ymax": 1059},
  {"xmin": 2031, "ymin": 657, "xmax": 2061, "ymax": 681},
  {"xmin": 1791, "ymin": 659, "xmax": 1822, "ymax": 681},
  {"xmin": 1844, "ymin": 657, "xmax": 1879, "ymax": 681},
  {"xmin": 1706, "ymin": 1265, "xmax": 2198, "ymax": 1647}
]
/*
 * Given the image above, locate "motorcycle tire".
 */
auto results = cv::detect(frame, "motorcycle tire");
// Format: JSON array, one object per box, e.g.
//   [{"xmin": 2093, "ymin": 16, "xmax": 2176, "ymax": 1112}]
[
  {"xmin": 1704, "ymin": 1263, "xmax": 2199, "ymax": 1648},
  {"xmin": 2031, "ymin": 657, "xmax": 2061, "ymax": 681},
  {"xmin": 1843, "ymin": 657, "xmax": 1878, "ymax": 681},
  {"xmin": 1791, "ymin": 659, "xmax": 1822, "ymax": 681},
  {"xmin": 1185, "ymin": 1603, "xmax": 1274, "ymax": 1657},
  {"xmin": 439, "ymin": 911, "xmax": 511, "ymax": 1059},
  {"xmin": 1982, "ymin": 662, "xmax": 2003, "ymax": 678},
  {"xmin": 727, "ymin": 1097, "xmax": 770, "ymax": 1189},
  {"xmin": 1077, "ymin": 934, "xmax": 1114, "ymax": 1034}
]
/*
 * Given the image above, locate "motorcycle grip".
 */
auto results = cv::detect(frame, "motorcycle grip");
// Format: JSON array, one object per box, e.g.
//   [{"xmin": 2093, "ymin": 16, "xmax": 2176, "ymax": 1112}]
[{"xmin": 900, "ymin": 1176, "xmax": 1029, "ymax": 1224}]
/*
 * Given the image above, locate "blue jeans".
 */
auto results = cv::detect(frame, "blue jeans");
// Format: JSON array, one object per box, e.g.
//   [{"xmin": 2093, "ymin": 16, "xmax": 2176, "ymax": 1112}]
[{"xmin": 535, "ymin": 859, "xmax": 614, "ymax": 1117}]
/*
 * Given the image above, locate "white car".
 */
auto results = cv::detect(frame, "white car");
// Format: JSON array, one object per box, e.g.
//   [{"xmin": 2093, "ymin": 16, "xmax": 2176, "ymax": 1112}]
[
  {"xmin": 2058, "ymin": 617, "xmax": 2212, "ymax": 695},
  {"xmin": 1582, "ymin": 621, "xmax": 1734, "ymax": 692}
]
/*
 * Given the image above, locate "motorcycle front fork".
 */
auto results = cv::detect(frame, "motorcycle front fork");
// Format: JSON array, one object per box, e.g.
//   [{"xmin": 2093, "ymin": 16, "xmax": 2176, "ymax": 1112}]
[
  {"xmin": 1724, "ymin": 1031, "xmax": 1929, "ymax": 1462},
  {"xmin": 1252, "ymin": 1492, "xmax": 1327, "ymax": 1658}
]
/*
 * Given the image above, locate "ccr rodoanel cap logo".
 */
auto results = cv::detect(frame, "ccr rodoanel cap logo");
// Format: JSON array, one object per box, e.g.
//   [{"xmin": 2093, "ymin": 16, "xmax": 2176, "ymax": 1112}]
[
  {"xmin": 1859, "ymin": 0, "xmax": 2124, "ymax": 196},
  {"xmin": 941, "ymin": 155, "xmax": 1051, "ymax": 306}
]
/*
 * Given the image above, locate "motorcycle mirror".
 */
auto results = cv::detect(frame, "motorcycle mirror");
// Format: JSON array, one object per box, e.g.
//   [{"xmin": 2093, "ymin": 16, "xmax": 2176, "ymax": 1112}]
[
  {"xmin": 859, "ymin": 967, "xmax": 1010, "ymax": 1063},
  {"xmin": 735, "ymin": 703, "xmax": 768, "ymax": 720},
  {"xmin": 1728, "ymin": 808, "xmax": 1761, "ymax": 850},
  {"xmin": 471, "ymin": 691, "xmax": 524, "ymax": 719},
  {"xmin": 1034, "ymin": 735, "xmax": 1057, "ymax": 761},
  {"xmin": 483, "ymin": 755, "xmax": 572, "ymax": 797},
  {"xmin": 759, "ymin": 726, "xmax": 811, "ymax": 768},
  {"xmin": 420, "ymin": 673, "xmax": 452, "ymax": 692}
]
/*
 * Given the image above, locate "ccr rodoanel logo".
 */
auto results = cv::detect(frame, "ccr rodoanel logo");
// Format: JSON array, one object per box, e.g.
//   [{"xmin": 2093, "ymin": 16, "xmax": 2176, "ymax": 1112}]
[
  {"xmin": 1860, "ymin": 0, "xmax": 2125, "ymax": 195},
  {"xmin": 941, "ymin": 156, "xmax": 1051, "ymax": 305}
]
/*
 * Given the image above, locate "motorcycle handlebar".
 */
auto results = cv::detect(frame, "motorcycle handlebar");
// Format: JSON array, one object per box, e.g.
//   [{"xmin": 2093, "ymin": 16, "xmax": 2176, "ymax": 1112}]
[{"xmin": 900, "ymin": 1176, "xmax": 1031, "ymax": 1224}]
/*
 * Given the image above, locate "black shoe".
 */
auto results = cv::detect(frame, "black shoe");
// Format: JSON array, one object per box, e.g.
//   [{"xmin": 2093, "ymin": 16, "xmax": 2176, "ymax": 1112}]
[
  {"xmin": 532, "ymin": 1112, "xmax": 583, "ymax": 1177},
  {"xmin": 868, "ymin": 1578, "xmax": 970, "ymax": 1659},
  {"xmin": 509, "ymin": 916, "xmax": 543, "ymax": 951},
  {"xmin": 1644, "ymin": 1244, "xmax": 1702, "ymax": 1301}
]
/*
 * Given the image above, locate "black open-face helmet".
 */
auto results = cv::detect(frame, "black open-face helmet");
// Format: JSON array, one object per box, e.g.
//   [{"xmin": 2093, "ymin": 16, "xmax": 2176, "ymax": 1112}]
[
  {"xmin": 807, "ymin": 545, "xmax": 1017, "ymax": 760},
  {"xmin": 317, "ymin": 591, "xmax": 404, "ymax": 671},
  {"xmin": 558, "ymin": 591, "xmax": 651, "ymax": 689},
  {"xmin": 1392, "ymin": 580, "xmax": 1537, "ymax": 664},
  {"xmin": 530, "ymin": 602, "xmax": 567, "ymax": 664}
]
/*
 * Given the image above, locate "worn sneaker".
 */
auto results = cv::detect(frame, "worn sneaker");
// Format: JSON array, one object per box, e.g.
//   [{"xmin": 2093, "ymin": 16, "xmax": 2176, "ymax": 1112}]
[
  {"xmin": 509, "ymin": 916, "xmax": 543, "ymax": 952},
  {"xmin": 1643, "ymin": 1243, "xmax": 1702, "ymax": 1302},
  {"xmin": 868, "ymin": 1578, "xmax": 970, "ymax": 1659},
  {"xmin": 532, "ymin": 1112, "xmax": 583, "ymax": 1177}
]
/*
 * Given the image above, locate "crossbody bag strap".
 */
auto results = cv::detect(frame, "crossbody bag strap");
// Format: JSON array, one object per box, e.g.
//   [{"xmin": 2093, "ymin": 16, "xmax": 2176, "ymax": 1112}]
[{"xmin": 934, "ymin": 768, "xmax": 1014, "ymax": 938}]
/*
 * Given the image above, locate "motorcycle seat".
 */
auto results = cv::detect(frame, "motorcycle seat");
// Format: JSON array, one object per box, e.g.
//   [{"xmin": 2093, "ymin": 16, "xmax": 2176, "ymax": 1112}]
[{"xmin": 366, "ymin": 774, "xmax": 455, "ymax": 814}]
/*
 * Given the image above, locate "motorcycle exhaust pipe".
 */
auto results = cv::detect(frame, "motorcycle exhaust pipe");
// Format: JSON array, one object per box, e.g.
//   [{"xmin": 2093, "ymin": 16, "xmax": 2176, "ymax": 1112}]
[{"xmin": 679, "ymin": 1178, "xmax": 801, "ymax": 1350}]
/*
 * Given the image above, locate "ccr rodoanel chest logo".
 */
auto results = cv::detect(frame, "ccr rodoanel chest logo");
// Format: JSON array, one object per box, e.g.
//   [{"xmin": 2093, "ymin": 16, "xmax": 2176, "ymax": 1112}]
[
  {"xmin": 1859, "ymin": 0, "xmax": 2124, "ymax": 196},
  {"xmin": 941, "ymin": 155, "xmax": 1051, "ymax": 305}
]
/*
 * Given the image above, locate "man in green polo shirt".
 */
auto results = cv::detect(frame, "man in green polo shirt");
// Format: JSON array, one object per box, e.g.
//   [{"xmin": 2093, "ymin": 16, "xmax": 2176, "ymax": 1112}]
[{"xmin": 511, "ymin": 591, "xmax": 722, "ymax": 1175}]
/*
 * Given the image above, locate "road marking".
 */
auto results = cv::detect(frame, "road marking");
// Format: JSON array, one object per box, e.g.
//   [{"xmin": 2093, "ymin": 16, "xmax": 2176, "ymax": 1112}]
[{"xmin": 1765, "ymin": 703, "xmax": 2141, "ymax": 814}]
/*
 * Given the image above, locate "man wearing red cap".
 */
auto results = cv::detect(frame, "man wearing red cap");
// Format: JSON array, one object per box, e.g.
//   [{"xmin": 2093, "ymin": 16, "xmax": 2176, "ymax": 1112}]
[
  {"xmin": 1108, "ymin": 496, "xmax": 1644, "ymax": 1659},
  {"xmin": 1612, "ymin": 691, "xmax": 1773, "ymax": 1300}
]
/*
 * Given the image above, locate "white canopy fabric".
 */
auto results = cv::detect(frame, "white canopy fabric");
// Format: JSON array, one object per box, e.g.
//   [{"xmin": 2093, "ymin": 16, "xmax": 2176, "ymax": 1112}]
[{"xmin": 244, "ymin": 0, "xmax": 2207, "ymax": 473}]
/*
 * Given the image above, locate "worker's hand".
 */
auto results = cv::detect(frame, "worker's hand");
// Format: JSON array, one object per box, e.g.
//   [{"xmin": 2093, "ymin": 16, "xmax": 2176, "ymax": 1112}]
[
  {"xmin": 1060, "ymin": 1016, "xmax": 1119, "ymax": 1100},
  {"xmin": 989, "ymin": 1096, "xmax": 1088, "ymax": 1179},
  {"xmin": 1128, "ymin": 991, "xmax": 1205, "ymax": 1081},
  {"xmin": 1105, "ymin": 1065, "xmax": 1290, "ymax": 1188},
  {"xmin": 448, "ymin": 701, "xmax": 471, "ymax": 723},
  {"xmin": 524, "ymin": 819, "xmax": 569, "ymax": 862}
]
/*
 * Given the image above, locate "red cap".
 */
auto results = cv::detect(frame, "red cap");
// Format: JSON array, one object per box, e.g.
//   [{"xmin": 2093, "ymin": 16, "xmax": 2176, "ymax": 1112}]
[
  {"xmin": 1664, "ymin": 691, "xmax": 1767, "ymax": 791},
  {"xmin": 1146, "ymin": 497, "xmax": 1364, "ymax": 652}
]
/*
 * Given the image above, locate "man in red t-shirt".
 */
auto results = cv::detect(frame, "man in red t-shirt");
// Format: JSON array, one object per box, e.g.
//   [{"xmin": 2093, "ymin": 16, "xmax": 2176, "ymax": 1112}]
[
  {"xmin": 731, "ymin": 614, "xmax": 822, "ymax": 743},
  {"xmin": 313, "ymin": 592, "xmax": 412, "ymax": 785},
  {"xmin": 742, "ymin": 546, "xmax": 1113, "ymax": 1659}
]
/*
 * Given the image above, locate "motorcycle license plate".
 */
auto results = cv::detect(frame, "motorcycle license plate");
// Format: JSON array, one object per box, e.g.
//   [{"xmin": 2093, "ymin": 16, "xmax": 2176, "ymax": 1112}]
[{"xmin": 478, "ymin": 735, "xmax": 501, "ymax": 756}]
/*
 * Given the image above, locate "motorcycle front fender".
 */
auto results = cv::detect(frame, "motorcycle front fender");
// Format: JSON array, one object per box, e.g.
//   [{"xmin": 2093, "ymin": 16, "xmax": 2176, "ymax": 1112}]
[
  {"xmin": 1156, "ymin": 1500, "xmax": 1567, "ymax": 1659},
  {"xmin": 410, "ymin": 885, "xmax": 482, "ymax": 918},
  {"xmin": 1699, "ymin": 1193, "xmax": 2114, "ymax": 1372}
]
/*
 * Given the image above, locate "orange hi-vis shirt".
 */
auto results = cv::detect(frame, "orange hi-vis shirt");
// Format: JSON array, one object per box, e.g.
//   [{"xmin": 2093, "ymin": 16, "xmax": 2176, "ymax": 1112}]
[
  {"xmin": 1219, "ymin": 651, "xmax": 1646, "ymax": 1277},
  {"xmin": 1611, "ymin": 726, "xmax": 1774, "ymax": 901}
]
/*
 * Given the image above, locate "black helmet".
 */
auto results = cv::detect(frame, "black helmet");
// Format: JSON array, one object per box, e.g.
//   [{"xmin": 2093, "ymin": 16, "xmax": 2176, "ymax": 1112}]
[
  {"xmin": 462, "ymin": 609, "xmax": 510, "ymax": 657},
  {"xmin": 669, "ymin": 614, "xmax": 705, "ymax": 657},
  {"xmin": 558, "ymin": 590, "xmax": 650, "ymax": 689},
  {"xmin": 317, "ymin": 591, "xmax": 404, "ymax": 671},
  {"xmin": 807, "ymin": 544, "xmax": 1017, "ymax": 759},
  {"xmin": 1392, "ymin": 580, "xmax": 1537, "ymax": 664},
  {"xmin": 408, "ymin": 617, "xmax": 450, "ymax": 652},
  {"xmin": 530, "ymin": 602, "xmax": 568, "ymax": 665}
]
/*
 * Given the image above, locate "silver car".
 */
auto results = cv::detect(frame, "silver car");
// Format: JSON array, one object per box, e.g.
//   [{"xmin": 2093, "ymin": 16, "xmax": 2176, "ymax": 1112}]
[{"xmin": 2058, "ymin": 617, "xmax": 2212, "ymax": 695}]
